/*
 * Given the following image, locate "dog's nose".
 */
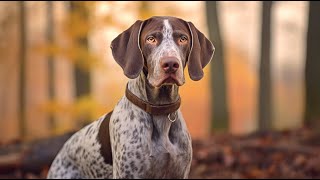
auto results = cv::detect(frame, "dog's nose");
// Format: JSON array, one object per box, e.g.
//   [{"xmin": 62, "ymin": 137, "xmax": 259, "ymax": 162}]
[{"xmin": 161, "ymin": 57, "xmax": 180, "ymax": 73}]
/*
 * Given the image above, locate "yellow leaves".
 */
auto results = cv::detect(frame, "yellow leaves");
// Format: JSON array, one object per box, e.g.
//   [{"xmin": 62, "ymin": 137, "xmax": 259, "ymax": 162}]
[
  {"xmin": 62, "ymin": 2, "xmax": 96, "ymax": 39},
  {"xmin": 72, "ymin": 95, "xmax": 104, "ymax": 121},
  {"xmin": 67, "ymin": 44, "xmax": 101, "ymax": 72},
  {"xmin": 82, "ymin": 1, "xmax": 97, "ymax": 12},
  {"xmin": 64, "ymin": 13, "xmax": 91, "ymax": 39},
  {"xmin": 36, "ymin": 43, "xmax": 61, "ymax": 57},
  {"xmin": 98, "ymin": 15, "xmax": 128, "ymax": 30},
  {"xmin": 35, "ymin": 40, "xmax": 105, "ymax": 71},
  {"xmin": 137, "ymin": 2, "xmax": 184, "ymax": 19},
  {"xmin": 138, "ymin": 2, "xmax": 153, "ymax": 20},
  {"xmin": 41, "ymin": 95, "xmax": 110, "ymax": 132},
  {"xmin": 139, "ymin": 11, "xmax": 153, "ymax": 20}
]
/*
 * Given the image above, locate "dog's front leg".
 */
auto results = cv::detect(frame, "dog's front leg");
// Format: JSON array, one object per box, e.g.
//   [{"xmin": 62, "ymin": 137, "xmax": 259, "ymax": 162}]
[
  {"xmin": 110, "ymin": 128, "xmax": 150, "ymax": 179},
  {"xmin": 110, "ymin": 108, "xmax": 151, "ymax": 179}
]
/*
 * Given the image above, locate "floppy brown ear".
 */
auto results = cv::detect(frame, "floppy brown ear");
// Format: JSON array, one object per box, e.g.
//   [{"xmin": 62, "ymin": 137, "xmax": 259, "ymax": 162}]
[
  {"xmin": 187, "ymin": 22, "xmax": 215, "ymax": 81},
  {"xmin": 110, "ymin": 20, "xmax": 145, "ymax": 79}
]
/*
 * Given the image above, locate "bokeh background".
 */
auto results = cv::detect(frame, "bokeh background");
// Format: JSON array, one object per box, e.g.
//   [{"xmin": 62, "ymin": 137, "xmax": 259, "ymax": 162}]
[{"xmin": 0, "ymin": 1, "xmax": 320, "ymax": 179}]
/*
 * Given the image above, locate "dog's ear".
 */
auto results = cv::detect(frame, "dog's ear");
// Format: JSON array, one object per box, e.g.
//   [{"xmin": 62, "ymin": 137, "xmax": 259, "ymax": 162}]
[
  {"xmin": 187, "ymin": 22, "xmax": 215, "ymax": 81},
  {"xmin": 110, "ymin": 20, "xmax": 145, "ymax": 79}
]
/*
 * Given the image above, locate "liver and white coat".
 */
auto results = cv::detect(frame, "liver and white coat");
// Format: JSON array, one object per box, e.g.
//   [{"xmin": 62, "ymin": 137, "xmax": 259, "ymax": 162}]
[{"xmin": 47, "ymin": 16, "xmax": 214, "ymax": 179}]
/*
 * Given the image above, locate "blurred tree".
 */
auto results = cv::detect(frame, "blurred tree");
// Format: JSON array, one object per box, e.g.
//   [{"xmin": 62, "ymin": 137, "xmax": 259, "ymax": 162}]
[
  {"xmin": 18, "ymin": 1, "xmax": 27, "ymax": 138},
  {"xmin": 46, "ymin": 1, "xmax": 55, "ymax": 134},
  {"xmin": 305, "ymin": 2, "xmax": 320, "ymax": 128},
  {"xmin": 139, "ymin": 1, "xmax": 152, "ymax": 19},
  {"xmin": 258, "ymin": 1, "xmax": 273, "ymax": 131},
  {"xmin": 206, "ymin": 1, "xmax": 229, "ymax": 133},
  {"xmin": 69, "ymin": 1, "xmax": 92, "ymax": 126},
  {"xmin": 39, "ymin": 2, "xmax": 110, "ymax": 133}
]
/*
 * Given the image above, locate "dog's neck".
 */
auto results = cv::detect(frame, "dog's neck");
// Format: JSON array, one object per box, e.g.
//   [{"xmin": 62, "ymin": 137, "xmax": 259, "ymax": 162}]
[
  {"xmin": 127, "ymin": 73, "xmax": 180, "ymax": 149},
  {"xmin": 127, "ymin": 73, "xmax": 180, "ymax": 106}
]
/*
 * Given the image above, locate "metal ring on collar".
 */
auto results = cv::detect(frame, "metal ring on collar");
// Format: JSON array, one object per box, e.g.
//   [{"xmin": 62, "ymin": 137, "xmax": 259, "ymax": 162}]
[{"xmin": 168, "ymin": 112, "xmax": 177, "ymax": 122}]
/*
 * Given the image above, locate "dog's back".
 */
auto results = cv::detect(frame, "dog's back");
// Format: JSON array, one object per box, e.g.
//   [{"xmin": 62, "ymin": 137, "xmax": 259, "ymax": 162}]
[{"xmin": 47, "ymin": 114, "xmax": 113, "ymax": 179}]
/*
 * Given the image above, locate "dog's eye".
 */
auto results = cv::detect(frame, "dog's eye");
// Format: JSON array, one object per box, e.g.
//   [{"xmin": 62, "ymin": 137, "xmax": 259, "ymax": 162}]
[
  {"xmin": 146, "ymin": 36, "xmax": 156, "ymax": 44},
  {"xmin": 179, "ymin": 36, "xmax": 188, "ymax": 43}
]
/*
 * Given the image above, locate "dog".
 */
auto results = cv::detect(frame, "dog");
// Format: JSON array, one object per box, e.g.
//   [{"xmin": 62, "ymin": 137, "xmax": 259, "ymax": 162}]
[{"xmin": 47, "ymin": 16, "xmax": 214, "ymax": 179}]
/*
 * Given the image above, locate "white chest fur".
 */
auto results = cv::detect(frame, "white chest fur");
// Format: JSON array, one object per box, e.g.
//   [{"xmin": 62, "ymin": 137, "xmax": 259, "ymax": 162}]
[{"xmin": 110, "ymin": 97, "xmax": 192, "ymax": 179}]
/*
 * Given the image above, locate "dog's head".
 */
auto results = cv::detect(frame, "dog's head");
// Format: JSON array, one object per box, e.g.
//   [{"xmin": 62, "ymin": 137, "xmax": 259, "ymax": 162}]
[{"xmin": 110, "ymin": 16, "xmax": 215, "ymax": 87}]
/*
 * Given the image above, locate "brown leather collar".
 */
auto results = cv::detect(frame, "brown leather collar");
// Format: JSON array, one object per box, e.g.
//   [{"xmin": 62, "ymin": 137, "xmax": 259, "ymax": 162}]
[{"xmin": 125, "ymin": 84, "xmax": 181, "ymax": 116}]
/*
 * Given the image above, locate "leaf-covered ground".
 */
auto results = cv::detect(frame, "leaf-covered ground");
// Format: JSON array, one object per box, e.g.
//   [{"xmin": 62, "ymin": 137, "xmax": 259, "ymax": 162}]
[
  {"xmin": 0, "ymin": 128, "xmax": 319, "ymax": 179},
  {"xmin": 190, "ymin": 128, "xmax": 320, "ymax": 179}
]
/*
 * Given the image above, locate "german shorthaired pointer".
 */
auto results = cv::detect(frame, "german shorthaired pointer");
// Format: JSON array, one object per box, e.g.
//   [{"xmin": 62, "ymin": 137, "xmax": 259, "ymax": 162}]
[{"xmin": 47, "ymin": 16, "xmax": 214, "ymax": 179}]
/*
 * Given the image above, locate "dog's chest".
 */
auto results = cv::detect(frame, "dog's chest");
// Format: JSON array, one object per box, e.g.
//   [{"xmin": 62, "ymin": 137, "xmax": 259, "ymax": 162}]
[
  {"xmin": 110, "ymin": 101, "xmax": 192, "ymax": 178},
  {"xmin": 147, "ymin": 131, "xmax": 191, "ymax": 178}
]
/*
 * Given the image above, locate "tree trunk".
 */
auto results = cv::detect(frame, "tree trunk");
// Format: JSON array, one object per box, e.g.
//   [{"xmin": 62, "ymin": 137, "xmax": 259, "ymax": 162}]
[
  {"xmin": 46, "ymin": 1, "xmax": 55, "ymax": 134},
  {"xmin": 69, "ymin": 1, "xmax": 91, "ymax": 125},
  {"xmin": 304, "ymin": 2, "xmax": 320, "ymax": 128},
  {"xmin": 206, "ymin": 1, "xmax": 229, "ymax": 133},
  {"xmin": 18, "ymin": 1, "xmax": 27, "ymax": 138},
  {"xmin": 258, "ymin": 1, "xmax": 273, "ymax": 131}
]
